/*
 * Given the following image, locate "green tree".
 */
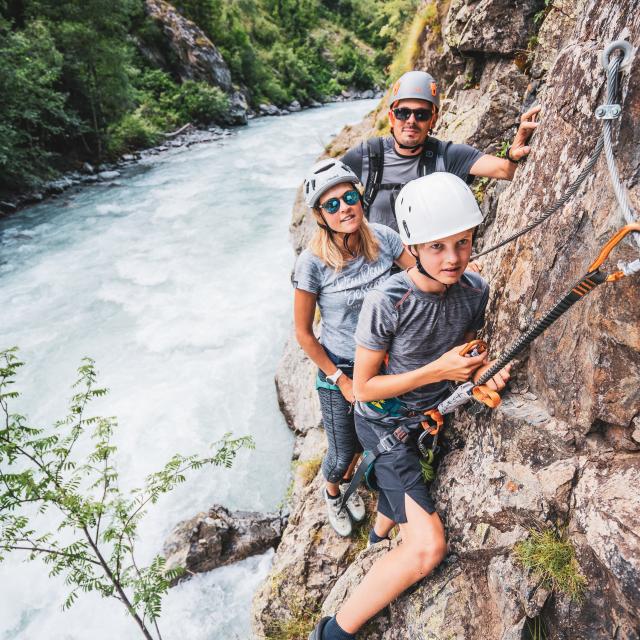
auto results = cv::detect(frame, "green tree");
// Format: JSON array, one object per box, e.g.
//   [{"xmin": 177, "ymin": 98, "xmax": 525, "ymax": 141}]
[
  {"xmin": 0, "ymin": 348, "xmax": 254, "ymax": 639},
  {"xmin": 26, "ymin": 0, "xmax": 140, "ymax": 158},
  {"xmin": 0, "ymin": 18, "xmax": 80, "ymax": 191}
]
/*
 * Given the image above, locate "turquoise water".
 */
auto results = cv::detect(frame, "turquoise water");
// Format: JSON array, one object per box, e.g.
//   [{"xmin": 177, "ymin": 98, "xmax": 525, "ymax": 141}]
[{"xmin": 0, "ymin": 100, "xmax": 376, "ymax": 640}]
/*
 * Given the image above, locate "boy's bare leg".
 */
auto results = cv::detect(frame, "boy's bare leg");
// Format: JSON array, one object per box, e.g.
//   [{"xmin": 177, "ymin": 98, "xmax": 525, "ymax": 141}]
[
  {"xmin": 335, "ymin": 495, "xmax": 447, "ymax": 633},
  {"xmin": 372, "ymin": 511, "xmax": 395, "ymax": 538}
]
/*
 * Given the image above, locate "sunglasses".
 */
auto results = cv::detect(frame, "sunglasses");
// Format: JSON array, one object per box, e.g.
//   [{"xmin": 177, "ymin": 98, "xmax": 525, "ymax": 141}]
[
  {"xmin": 319, "ymin": 189, "xmax": 360, "ymax": 214},
  {"xmin": 392, "ymin": 107, "xmax": 433, "ymax": 122}
]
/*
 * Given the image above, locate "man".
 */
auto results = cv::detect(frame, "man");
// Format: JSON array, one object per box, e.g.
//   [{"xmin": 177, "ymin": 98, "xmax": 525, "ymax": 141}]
[{"xmin": 341, "ymin": 70, "xmax": 540, "ymax": 232}]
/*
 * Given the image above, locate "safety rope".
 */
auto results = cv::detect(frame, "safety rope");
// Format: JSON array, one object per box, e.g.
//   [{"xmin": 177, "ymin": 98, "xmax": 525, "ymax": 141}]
[{"xmin": 472, "ymin": 40, "xmax": 637, "ymax": 259}]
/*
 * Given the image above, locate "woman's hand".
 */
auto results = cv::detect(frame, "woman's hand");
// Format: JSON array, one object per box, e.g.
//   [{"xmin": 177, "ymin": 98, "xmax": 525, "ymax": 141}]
[
  {"xmin": 472, "ymin": 361, "xmax": 511, "ymax": 391},
  {"xmin": 337, "ymin": 374, "xmax": 355, "ymax": 403},
  {"xmin": 431, "ymin": 345, "xmax": 487, "ymax": 382}
]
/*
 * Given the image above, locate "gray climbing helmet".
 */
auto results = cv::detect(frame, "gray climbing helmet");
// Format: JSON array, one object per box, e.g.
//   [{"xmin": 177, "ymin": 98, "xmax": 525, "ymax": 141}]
[
  {"xmin": 390, "ymin": 70, "xmax": 440, "ymax": 109},
  {"xmin": 303, "ymin": 159, "xmax": 362, "ymax": 208}
]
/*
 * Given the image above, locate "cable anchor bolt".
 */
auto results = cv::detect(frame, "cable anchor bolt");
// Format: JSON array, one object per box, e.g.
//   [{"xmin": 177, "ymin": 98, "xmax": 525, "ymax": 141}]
[{"xmin": 595, "ymin": 104, "xmax": 622, "ymax": 119}]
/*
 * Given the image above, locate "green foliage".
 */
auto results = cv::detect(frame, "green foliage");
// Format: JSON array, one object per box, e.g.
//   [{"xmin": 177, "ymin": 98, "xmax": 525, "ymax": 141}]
[
  {"xmin": 514, "ymin": 528, "xmax": 587, "ymax": 601},
  {"xmin": 0, "ymin": 18, "xmax": 80, "ymax": 190},
  {"xmin": 524, "ymin": 614, "xmax": 548, "ymax": 640},
  {"xmin": 0, "ymin": 348, "xmax": 254, "ymax": 639},
  {"xmin": 0, "ymin": 0, "xmax": 418, "ymax": 192}
]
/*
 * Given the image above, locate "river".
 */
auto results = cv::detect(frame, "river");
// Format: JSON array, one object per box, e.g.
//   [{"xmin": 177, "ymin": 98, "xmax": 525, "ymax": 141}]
[{"xmin": 0, "ymin": 99, "xmax": 376, "ymax": 640}]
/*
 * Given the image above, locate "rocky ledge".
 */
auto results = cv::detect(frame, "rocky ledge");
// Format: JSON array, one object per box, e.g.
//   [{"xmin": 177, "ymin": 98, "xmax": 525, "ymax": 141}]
[{"xmin": 252, "ymin": 0, "xmax": 640, "ymax": 638}]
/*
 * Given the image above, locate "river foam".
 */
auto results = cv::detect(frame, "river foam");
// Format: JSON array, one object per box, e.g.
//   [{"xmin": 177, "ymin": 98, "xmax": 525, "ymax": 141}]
[{"xmin": 0, "ymin": 100, "xmax": 377, "ymax": 639}]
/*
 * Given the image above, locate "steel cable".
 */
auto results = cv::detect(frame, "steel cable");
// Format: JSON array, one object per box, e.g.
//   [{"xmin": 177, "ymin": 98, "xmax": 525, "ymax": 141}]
[{"xmin": 472, "ymin": 49, "xmax": 628, "ymax": 259}]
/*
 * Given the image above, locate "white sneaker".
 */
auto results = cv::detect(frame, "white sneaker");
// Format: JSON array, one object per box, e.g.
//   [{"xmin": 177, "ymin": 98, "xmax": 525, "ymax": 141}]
[
  {"xmin": 341, "ymin": 485, "xmax": 366, "ymax": 523},
  {"xmin": 323, "ymin": 488, "xmax": 353, "ymax": 537}
]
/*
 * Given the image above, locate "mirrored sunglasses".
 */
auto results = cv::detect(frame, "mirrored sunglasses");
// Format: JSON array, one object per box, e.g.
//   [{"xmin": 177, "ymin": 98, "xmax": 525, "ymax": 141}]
[{"xmin": 320, "ymin": 189, "xmax": 360, "ymax": 214}]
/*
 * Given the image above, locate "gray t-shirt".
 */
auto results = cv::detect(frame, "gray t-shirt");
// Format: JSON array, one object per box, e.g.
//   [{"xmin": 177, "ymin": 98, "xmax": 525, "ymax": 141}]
[
  {"xmin": 293, "ymin": 223, "xmax": 404, "ymax": 360},
  {"xmin": 355, "ymin": 269, "xmax": 489, "ymax": 415},
  {"xmin": 342, "ymin": 136, "xmax": 483, "ymax": 231}
]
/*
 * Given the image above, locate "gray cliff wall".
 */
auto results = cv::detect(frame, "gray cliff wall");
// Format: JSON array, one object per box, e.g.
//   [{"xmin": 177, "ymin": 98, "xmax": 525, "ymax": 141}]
[{"xmin": 253, "ymin": 1, "xmax": 640, "ymax": 638}]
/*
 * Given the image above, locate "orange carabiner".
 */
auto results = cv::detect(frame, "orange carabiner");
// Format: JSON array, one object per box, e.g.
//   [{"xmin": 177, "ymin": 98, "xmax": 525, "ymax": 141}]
[
  {"xmin": 421, "ymin": 408, "xmax": 444, "ymax": 435},
  {"xmin": 587, "ymin": 223, "xmax": 640, "ymax": 281},
  {"xmin": 472, "ymin": 384, "xmax": 502, "ymax": 408},
  {"xmin": 459, "ymin": 339, "xmax": 488, "ymax": 358}
]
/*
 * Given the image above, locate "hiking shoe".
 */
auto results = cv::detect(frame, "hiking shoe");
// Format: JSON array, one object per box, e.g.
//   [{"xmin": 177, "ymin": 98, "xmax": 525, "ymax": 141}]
[
  {"xmin": 323, "ymin": 488, "xmax": 353, "ymax": 537},
  {"xmin": 308, "ymin": 616, "xmax": 331, "ymax": 640},
  {"xmin": 341, "ymin": 485, "xmax": 366, "ymax": 523}
]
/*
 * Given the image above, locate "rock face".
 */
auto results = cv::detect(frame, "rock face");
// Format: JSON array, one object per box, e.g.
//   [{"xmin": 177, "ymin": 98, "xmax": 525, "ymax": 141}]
[
  {"xmin": 144, "ymin": 0, "xmax": 232, "ymax": 91},
  {"xmin": 252, "ymin": 0, "xmax": 640, "ymax": 638},
  {"xmin": 163, "ymin": 505, "xmax": 285, "ymax": 581}
]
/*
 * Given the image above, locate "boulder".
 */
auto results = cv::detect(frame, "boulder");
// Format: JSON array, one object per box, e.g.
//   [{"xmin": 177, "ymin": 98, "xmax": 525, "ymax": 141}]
[
  {"xmin": 164, "ymin": 504, "xmax": 285, "ymax": 582},
  {"xmin": 144, "ymin": 0, "xmax": 232, "ymax": 91},
  {"xmin": 288, "ymin": 100, "xmax": 302, "ymax": 112},
  {"xmin": 98, "ymin": 170, "xmax": 121, "ymax": 181}
]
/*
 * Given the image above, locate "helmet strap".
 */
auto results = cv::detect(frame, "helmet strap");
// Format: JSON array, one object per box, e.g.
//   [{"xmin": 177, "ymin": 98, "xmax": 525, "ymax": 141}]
[
  {"xmin": 409, "ymin": 246, "xmax": 443, "ymax": 285},
  {"xmin": 391, "ymin": 129, "xmax": 425, "ymax": 151},
  {"xmin": 318, "ymin": 212, "xmax": 358, "ymax": 258}
]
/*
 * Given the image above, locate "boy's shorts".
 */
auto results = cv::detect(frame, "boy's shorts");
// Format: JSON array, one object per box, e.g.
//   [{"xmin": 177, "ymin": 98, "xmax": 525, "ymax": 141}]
[{"xmin": 355, "ymin": 412, "xmax": 436, "ymax": 524}]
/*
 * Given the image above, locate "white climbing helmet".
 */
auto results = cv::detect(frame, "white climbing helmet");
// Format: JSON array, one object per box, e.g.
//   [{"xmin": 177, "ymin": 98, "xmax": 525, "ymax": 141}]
[
  {"xmin": 303, "ymin": 158, "xmax": 362, "ymax": 208},
  {"xmin": 390, "ymin": 70, "xmax": 440, "ymax": 109},
  {"xmin": 395, "ymin": 173, "xmax": 483, "ymax": 245}
]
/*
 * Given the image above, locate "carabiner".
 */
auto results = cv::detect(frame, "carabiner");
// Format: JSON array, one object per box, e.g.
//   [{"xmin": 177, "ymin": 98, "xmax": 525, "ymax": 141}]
[{"xmin": 586, "ymin": 223, "xmax": 640, "ymax": 281}]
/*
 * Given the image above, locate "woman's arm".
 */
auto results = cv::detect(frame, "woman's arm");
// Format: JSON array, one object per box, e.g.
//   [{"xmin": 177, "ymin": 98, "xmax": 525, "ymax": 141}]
[
  {"xmin": 353, "ymin": 344, "xmax": 487, "ymax": 402},
  {"xmin": 394, "ymin": 248, "xmax": 415, "ymax": 270},
  {"xmin": 294, "ymin": 289, "xmax": 356, "ymax": 402}
]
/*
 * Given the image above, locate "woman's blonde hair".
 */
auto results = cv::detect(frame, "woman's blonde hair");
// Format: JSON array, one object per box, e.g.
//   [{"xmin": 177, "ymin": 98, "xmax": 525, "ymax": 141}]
[{"xmin": 308, "ymin": 186, "xmax": 379, "ymax": 270}]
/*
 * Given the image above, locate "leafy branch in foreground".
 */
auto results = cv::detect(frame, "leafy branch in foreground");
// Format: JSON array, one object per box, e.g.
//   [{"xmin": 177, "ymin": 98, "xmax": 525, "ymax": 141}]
[{"xmin": 0, "ymin": 347, "xmax": 254, "ymax": 639}]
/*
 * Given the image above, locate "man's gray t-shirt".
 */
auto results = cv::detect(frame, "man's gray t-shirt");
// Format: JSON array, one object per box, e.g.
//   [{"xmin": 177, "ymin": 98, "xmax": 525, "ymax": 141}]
[
  {"xmin": 293, "ymin": 223, "xmax": 404, "ymax": 360},
  {"xmin": 355, "ymin": 269, "xmax": 489, "ymax": 415},
  {"xmin": 342, "ymin": 136, "xmax": 483, "ymax": 231}
]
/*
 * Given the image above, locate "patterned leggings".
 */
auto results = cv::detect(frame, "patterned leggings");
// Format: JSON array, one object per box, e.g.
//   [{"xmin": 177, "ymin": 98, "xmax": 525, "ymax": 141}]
[{"xmin": 317, "ymin": 364, "xmax": 363, "ymax": 483}]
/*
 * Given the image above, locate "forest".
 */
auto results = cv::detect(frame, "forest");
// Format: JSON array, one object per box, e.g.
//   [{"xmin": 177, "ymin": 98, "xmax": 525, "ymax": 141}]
[{"xmin": 0, "ymin": 0, "xmax": 420, "ymax": 194}]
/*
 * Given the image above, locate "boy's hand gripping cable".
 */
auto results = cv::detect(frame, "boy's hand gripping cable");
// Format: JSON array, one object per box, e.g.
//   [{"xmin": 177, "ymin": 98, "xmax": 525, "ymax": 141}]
[{"xmin": 436, "ymin": 223, "xmax": 640, "ymax": 418}]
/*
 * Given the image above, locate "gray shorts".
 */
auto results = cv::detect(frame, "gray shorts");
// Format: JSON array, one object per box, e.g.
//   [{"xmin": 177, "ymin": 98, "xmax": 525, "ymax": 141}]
[{"xmin": 355, "ymin": 412, "xmax": 436, "ymax": 524}]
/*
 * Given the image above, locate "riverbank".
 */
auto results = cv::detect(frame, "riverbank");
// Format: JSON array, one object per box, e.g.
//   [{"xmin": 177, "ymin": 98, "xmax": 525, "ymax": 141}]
[{"xmin": 0, "ymin": 93, "xmax": 382, "ymax": 220}]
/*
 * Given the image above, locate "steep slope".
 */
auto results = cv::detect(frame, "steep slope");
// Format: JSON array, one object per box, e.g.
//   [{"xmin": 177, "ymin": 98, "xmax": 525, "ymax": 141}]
[{"xmin": 253, "ymin": 1, "xmax": 640, "ymax": 638}]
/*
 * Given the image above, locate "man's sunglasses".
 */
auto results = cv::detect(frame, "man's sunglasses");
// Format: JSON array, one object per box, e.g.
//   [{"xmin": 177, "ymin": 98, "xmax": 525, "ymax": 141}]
[
  {"xmin": 392, "ymin": 107, "xmax": 433, "ymax": 122},
  {"xmin": 319, "ymin": 189, "xmax": 360, "ymax": 214}
]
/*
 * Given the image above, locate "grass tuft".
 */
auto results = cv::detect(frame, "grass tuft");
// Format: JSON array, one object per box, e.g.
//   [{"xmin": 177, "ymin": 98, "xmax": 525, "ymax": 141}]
[
  {"xmin": 296, "ymin": 456, "xmax": 322, "ymax": 486},
  {"xmin": 264, "ymin": 596, "xmax": 320, "ymax": 640},
  {"xmin": 388, "ymin": 3, "xmax": 439, "ymax": 82},
  {"xmin": 514, "ymin": 528, "xmax": 587, "ymax": 601}
]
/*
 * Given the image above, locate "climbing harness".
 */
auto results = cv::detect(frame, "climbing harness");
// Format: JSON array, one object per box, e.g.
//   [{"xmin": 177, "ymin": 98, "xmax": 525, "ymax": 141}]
[
  {"xmin": 438, "ymin": 223, "xmax": 640, "ymax": 416},
  {"xmin": 472, "ymin": 39, "xmax": 638, "ymax": 259},
  {"xmin": 341, "ymin": 41, "xmax": 639, "ymax": 509},
  {"xmin": 341, "ymin": 223, "xmax": 639, "ymax": 509}
]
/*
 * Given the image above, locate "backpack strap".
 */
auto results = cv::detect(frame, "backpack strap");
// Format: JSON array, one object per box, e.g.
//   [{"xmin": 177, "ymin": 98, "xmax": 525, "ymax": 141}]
[
  {"xmin": 418, "ymin": 137, "xmax": 440, "ymax": 176},
  {"xmin": 363, "ymin": 137, "xmax": 385, "ymax": 218}
]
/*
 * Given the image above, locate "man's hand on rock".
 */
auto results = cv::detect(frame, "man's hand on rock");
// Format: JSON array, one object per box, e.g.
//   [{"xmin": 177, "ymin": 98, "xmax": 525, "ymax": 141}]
[{"xmin": 508, "ymin": 105, "xmax": 541, "ymax": 162}]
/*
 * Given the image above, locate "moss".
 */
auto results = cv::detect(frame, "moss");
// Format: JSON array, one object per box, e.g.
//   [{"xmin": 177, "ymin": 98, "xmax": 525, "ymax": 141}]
[
  {"xmin": 514, "ymin": 528, "xmax": 587, "ymax": 601},
  {"xmin": 296, "ymin": 455, "xmax": 322, "ymax": 486},
  {"xmin": 523, "ymin": 614, "xmax": 548, "ymax": 640},
  {"xmin": 388, "ymin": 3, "xmax": 439, "ymax": 81},
  {"xmin": 264, "ymin": 596, "xmax": 320, "ymax": 640}
]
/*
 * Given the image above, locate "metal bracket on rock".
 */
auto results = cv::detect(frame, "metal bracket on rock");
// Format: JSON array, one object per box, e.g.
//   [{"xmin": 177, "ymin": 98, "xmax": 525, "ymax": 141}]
[{"xmin": 595, "ymin": 104, "xmax": 622, "ymax": 120}]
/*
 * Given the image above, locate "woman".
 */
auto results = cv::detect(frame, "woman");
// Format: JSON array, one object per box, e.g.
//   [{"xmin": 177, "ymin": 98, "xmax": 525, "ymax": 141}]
[
  {"xmin": 293, "ymin": 158, "xmax": 414, "ymax": 537},
  {"xmin": 309, "ymin": 173, "xmax": 511, "ymax": 639}
]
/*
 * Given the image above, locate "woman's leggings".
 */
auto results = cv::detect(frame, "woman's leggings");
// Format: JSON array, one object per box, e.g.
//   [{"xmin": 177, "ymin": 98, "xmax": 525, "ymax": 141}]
[{"xmin": 317, "ymin": 353, "xmax": 363, "ymax": 484}]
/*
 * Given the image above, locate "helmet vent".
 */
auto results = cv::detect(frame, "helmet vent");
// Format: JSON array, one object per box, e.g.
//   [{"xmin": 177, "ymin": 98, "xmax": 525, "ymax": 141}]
[
  {"xmin": 403, "ymin": 220, "xmax": 411, "ymax": 238},
  {"xmin": 314, "ymin": 163, "xmax": 334, "ymax": 174}
]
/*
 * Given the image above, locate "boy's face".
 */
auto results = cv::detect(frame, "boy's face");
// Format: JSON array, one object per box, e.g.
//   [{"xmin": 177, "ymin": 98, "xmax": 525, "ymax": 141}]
[{"xmin": 414, "ymin": 229, "xmax": 474, "ymax": 285}]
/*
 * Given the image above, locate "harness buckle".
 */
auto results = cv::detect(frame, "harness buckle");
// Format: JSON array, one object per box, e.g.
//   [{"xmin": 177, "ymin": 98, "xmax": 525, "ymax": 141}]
[{"xmin": 378, "ymin": 433, "xmax": 398, "ymax": 452}]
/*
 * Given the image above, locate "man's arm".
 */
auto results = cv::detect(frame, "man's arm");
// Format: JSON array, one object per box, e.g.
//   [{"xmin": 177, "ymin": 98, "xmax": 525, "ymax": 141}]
[{"xmin": 469, "ymin": 105, "xmax": 541, "ymax": 181}]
